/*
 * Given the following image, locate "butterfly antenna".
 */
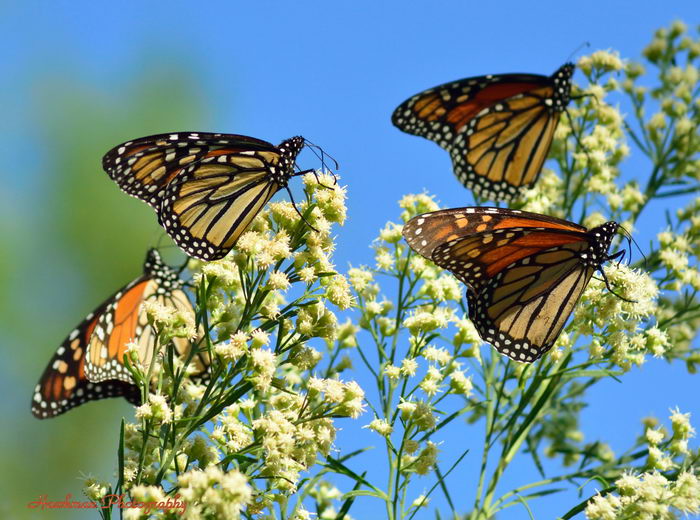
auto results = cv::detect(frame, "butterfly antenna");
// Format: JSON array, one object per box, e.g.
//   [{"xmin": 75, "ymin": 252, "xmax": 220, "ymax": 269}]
[
  {"xmin": 303, "ymin": 139, "xmax": 339, "ymax": 186},
  {"xmin": 618, "ymin": 224, "xmax": 647, "ymax": 268},
  {"xmin": 285, "ymin": 185, "xmax": 318, "ymax": 233},
  {"xmin": 566, "ymin": 42, "xmax": 591, "ymax": 63},
  {"xmin": 304, "ymin": 138, "xmax": 339, "ymax": 172},
  {"xmin": 619, "ymin": 228, "xmax": 632, "ymax": 266}
]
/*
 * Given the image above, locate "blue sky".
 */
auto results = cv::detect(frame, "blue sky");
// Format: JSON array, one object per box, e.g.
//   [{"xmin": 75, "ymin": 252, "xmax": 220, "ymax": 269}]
[{"xmin": 2, "ymin": 1, "xmax": 699, "ymax": 518}]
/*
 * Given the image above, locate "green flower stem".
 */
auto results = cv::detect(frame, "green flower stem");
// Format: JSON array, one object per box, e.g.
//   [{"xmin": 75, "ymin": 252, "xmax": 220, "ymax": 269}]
[
  {"xmin": 481, "ymin": 356, "xmax": 570, "ymax": 516},
  {"xmin": 471, "ymin": 354, "xmax": 498, "ymax": 518}
]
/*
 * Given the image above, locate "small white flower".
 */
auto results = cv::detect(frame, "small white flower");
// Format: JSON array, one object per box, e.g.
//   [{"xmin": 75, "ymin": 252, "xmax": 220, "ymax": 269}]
[
  {"xmin": 268, "ymin": 270, "xmax": 291, "ymax": 291},
  {"xmin": 365, "ymin": 418, "xmax": 393, "ymax": 437}
]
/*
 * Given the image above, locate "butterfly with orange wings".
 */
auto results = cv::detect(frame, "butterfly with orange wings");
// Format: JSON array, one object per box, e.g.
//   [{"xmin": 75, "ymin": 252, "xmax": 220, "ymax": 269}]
[
  {"xmin": 103, "ymin": 132, "xmax": 329, "ymax": 261},
  {"xmin": 403, "ymin": 207, "xmax": 622, "ymax": 362},
  {"xmin": 392, "ymin": 64, "xmax": 574, "ymax": 201},
  {"xmin": 32, "ymin": 249, "xmax": 207, "ymax": 418}
]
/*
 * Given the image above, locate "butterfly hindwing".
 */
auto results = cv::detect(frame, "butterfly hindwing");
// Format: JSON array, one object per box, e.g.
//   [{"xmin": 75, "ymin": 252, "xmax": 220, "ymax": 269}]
[
  {"xmin": 31, "ymin": 306, "xmax": 141, "ymax": 419},
  {"xmin": 84, "ymin": 277, "xmax": 152, "ymax": 384},
  {"xmin": 464, "ymin": 240, "xmax": 595, "ymax": 362},
  {"xmin": 159, "ymin": 149, "xmax": 284, "ymax": 260},
  {"xmin": 449, "ymin": 83, "xmax": 563, "ymax": 200}
]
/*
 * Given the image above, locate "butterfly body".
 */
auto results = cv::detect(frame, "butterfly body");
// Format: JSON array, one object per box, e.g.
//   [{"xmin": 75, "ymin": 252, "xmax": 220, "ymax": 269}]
[
  {"xmin": 32, "ymin": 249, "xmax": 205, "ymax": 418},
  {"xmin": 403, "ymin": 207, "xmax": 618, "ymax": 362},
  {"xmin": 103, "ymin": 132, "xmax": 307, "ymax": 260},
  {"xmin": 392, "ymin": 64, "xmax": 574, "ymax": 201}
]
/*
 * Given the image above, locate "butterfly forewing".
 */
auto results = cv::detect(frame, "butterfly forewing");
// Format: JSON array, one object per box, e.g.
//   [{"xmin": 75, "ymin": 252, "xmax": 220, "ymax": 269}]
[
  {"xmin": 85, "ymin": 249, "xmax": 205, "ymax": 383},
  {"xmin": 392, "ymin": 72, "xmax": 554, "ymax": 138},
  {"xmin": 85, "ymin": 277, "xmax": 152, "ymax": 383},
  {"xmin": 103, "ymin": 132, "xmax": 278, "ymax": 209},
  {"xmin": 402, "ymin": 206, "xmax": 586, "ymax": 260}
]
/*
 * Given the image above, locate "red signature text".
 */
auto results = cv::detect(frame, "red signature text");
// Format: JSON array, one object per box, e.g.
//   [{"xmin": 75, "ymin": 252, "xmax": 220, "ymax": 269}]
[{"xmin": 28, "ymin": 493, "xmax": 187, "ymax": 515}]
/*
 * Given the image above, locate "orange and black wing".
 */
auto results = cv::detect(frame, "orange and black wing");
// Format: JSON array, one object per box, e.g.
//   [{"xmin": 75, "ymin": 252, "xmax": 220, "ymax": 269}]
[
  {"xmin": 402, "ymin": 206, "xmax": 586, "ymax": 263},
  {"xmin": 32, "ymin": 249, "xmax": 208, "ymax": 419},
  {"xmin": 31, "ymin": 304, "xmax": 141, "ymax": 419},
  {"xmin": 85, "ymin": 249, "xmax": 208, "ymax": 383},
  {"xmin": 392, "ymin": 64, "xmax": 574, "ymax": 201},
  {"xmin": 103, "ymin": 133, "xmax": 306, "ymax": 260},
  {"xmin": 159, "ymin": 140, "xmax": 298, "ymax": 261},
  {"xmin": 84, "ymin": 276, "xmax": 151, "ymax": 383},
  {"xmin": 403, "ymin": 207, "xmax": 618, "ymax": 362},
  {"xmin": 85, "ymin": 282, "xmax": 205, "ymax": 383}
]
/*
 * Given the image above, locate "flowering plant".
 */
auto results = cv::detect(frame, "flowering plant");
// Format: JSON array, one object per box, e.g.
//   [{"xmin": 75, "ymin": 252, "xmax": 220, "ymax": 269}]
[{"xmin": 86, "ymin": 21, "xmax": 700, "ymax": 520}]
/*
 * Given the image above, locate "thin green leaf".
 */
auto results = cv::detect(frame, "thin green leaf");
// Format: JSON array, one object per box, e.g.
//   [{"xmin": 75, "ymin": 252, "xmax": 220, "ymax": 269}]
[
  {"xmin": 336, "ymin": 471, "xmax": 367, "ymax": 519},
  {"xmin": 324, "ymin": 456, "xmax": 384, "ymax": 495},
  {"xmin": 341, "ymin": 489, "xmax": 389, "ymax": 501}
]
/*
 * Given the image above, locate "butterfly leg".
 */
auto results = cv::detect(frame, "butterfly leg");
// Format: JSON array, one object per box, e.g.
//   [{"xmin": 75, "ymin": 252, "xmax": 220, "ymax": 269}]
[
  {"xmin": 284, "ymin": 184, "xmax": 319, "ymax": 233},
  {"xmin": 597, "ymin": 258, "xmax": 636, "ymax": 303}
]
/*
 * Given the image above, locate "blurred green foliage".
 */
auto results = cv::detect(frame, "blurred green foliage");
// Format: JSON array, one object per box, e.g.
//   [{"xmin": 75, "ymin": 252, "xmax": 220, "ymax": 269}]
[{"xmin": 0, "ymin": 60, "xmax": 211, "ymax": 518}]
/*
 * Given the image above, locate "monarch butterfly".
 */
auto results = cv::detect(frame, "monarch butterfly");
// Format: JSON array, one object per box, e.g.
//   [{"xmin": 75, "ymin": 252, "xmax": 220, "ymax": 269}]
[
  {"xmin": 391, "ymin": 64, "xmax": 574, "ymax": 201},
  {"xmin": 402, "ymin": 207, "xmax": 620, "ymax": 362},
  {"xmin": 31, "ymin": 249, "xmax": 207, "ymax": 418},
  {"xmin": 103, "ymin": 132, "xmax": 322, "ymax": 261}
]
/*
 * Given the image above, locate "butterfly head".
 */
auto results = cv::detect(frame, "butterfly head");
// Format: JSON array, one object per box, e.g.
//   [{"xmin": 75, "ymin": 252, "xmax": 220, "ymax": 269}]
[
  {"xmin": 144, "ymin": 248, "xmax": 164, "ymax": 271},
  {"xmin": 275, "ymin": 136, "xmax": 306, "ymax": 183},
  {"xmin": 584, "ymin": 221, "xmax": 620, "ymax": 268},
  {"xmin": 551, "ymin": 62, "xmax": 575, "ymax": 111},
  {"xmin": 278, "ymin": 136, "xmax": 339, "ymax": 187},
  {"xmin": 143, "ymin": 248, "xmax": 181, "ymax": 292}
]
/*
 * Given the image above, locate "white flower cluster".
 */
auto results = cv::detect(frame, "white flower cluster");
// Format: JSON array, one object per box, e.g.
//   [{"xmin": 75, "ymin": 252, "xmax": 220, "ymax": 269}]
[
  {"xmin": 575, "ymin": 262, "xmax": 661, "ymax": 369},
  {"xmin": 251, "ymin": 404, "xmax": 336, "ymax": 492},
  {"xmin": 142, "ymin": 299, "xmax": 198, "ymax": 341},
  {"xmin": 112, "ymin": 173, "xmax": 371, "ymax": 520},
  {"xmin": 586, "ymin": 409, "xmax": 699, "ymax": 520},
  {"xmin": 177, "ymin": 466, "xmax": 252, "ymax": 519}
]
